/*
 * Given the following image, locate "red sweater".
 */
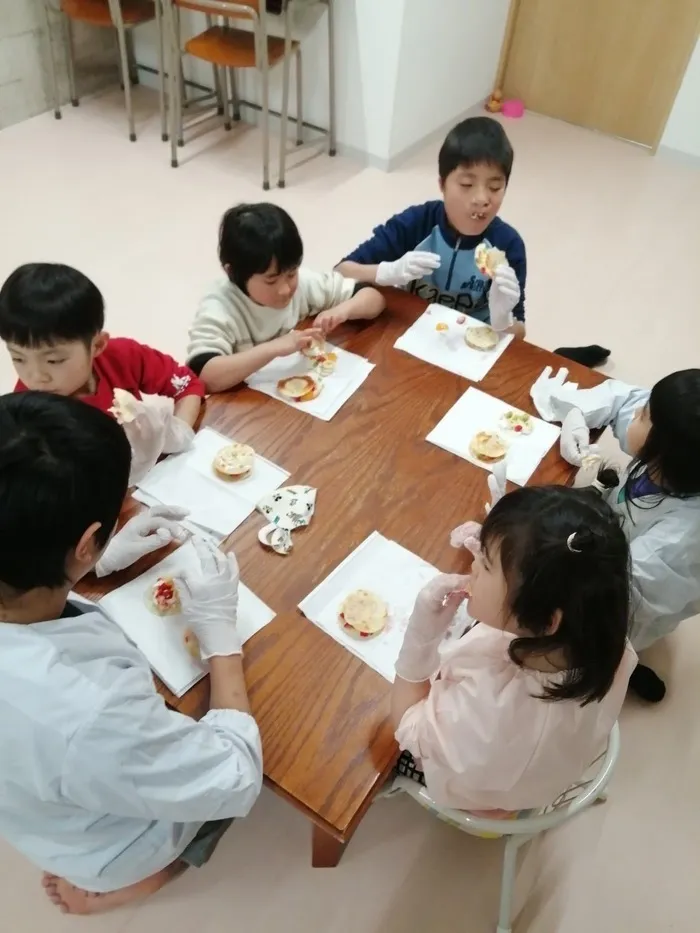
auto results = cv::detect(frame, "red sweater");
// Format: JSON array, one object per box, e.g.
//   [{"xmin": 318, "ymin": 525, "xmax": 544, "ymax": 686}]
[{"xmin": 15, "ymin": 337, "xmax": 205, "ymax": 414}]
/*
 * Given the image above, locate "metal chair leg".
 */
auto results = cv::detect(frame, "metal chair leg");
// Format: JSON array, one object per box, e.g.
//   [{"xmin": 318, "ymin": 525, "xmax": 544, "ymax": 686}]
[
  {"xmin": 63, "ymin": 15, "xmax": 79, "ymax": 106},
  {"xmin": 496, "ymin": 836, "xmax": 529, "ymax": 933},
  {"xmin": 115, "ymin": 23, "xmax": 136, "ymax": 140},
  {"xmin": 295, "ymin": 46, "xmax": 303, "ymax": 146},
  {"xmin": 277, "ymin": 6, "xmax": 292, "ymax": 188},
  {"xmin": 205, "ymin": 15, "xmax": 225, "ymax": 114},
  {"xmin": 229, "ymin": 68, "xmax": 240, "ymax": 121},
  {"xmin": 125, "ymin": 28, "xmax": 139, "ymax": 84},
  {"xmin": 44, "ymin": 2, "xmax": 62, "ymax": 119},
  {"xmin": 155, "ymin": 0, "xmax": 167, "ymax": 140},
  {"xmin": 326, "ymin": 0, "xmax": 336, "ymax": 155},
  {"xmin": 258, "ymin": 38, "xmax": 271, "ymax": 190},
  {"xmin": 166, "ymin": 2, "xmax": 181, "ymax": 165},
  {"xmin": 222, "ymin": 66, "xmax": 232, "ymax": 131}
]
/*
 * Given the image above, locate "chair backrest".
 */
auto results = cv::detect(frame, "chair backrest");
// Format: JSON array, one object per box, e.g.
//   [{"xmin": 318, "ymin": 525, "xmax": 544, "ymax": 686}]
[{"xmin": 395, "ymin": 721, "xmax": 621, "ymax": 838}]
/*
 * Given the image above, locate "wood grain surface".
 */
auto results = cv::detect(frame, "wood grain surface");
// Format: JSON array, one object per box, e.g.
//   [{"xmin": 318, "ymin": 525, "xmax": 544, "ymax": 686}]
[{"xmin": 78, "ymin": 288, "xmax": 606, "ymax": 848}]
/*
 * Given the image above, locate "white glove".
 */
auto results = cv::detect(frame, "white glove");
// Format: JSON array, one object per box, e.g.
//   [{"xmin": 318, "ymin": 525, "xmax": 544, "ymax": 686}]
[
  {"xmin": 376, "ymin": 250, "xmax": 441, "ymax": 287},
  {"xmin": 163, "ymin": 414, "xmax": 195, "ymax": 455},
  {"xmin": 395, "ymin": 573, "xmax": 470, "ymax": 682},
  {"xmin": 95, "ymin": 505, "xmax": 189, "ymax": 577},
  {"xmin": 560, "ymin": 409, "xmax": 602, "ymax": 468},
  {"xmin": 488, "ymin": 264, "xmax": 520, "ymax": 331},
  {"xmin": 122, "ymin": 397, "xmax": 194, "ymax": 484},
  {"xmin": 530, "ymin": 366, "xmax": 580, "ymax": 422},
  {"xmin": 177, "ymin": 538, "xmax": 241, "ymax": 659},
  {"xmin": 450, "ymin": 521, "xmax": 482, "ymax": 555},
  {"xmin": 486, "ymin": 457, "xmax": 507, "ymax": 513}
]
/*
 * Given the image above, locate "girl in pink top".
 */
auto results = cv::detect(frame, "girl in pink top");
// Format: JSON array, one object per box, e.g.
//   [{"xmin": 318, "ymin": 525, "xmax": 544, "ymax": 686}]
[{"xmin": 392, "ymin": 485, "xmax": 637, "ymax": 815}]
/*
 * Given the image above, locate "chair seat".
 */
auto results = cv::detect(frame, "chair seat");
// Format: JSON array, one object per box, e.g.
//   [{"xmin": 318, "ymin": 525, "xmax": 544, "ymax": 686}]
[
  {"xmin": 184, "ymin": 25, "xmax": 297, "ymax": 69},
  {"xmin": 61, "ymin": 0, "xmax": 156, "ymax": 26},
  {"xmin": 175, "ymin": 0, "xmax": 262, "ymax": 16}
]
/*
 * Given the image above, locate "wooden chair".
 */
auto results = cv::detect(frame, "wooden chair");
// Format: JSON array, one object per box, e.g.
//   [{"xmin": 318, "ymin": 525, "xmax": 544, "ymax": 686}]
[
  {"xmin": 164, "ymin": 0, "xmax": 335, "ymax": 189},
  {"xmin": 43, "ymin": 0, "xmax": 167, "ymax": 142}
]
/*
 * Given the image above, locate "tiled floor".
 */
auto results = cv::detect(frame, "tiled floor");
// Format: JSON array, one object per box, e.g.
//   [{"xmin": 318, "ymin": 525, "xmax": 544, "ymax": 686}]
[{"xmin": 2, "ymin": 87, "xmax": 700, "ymax": 932}]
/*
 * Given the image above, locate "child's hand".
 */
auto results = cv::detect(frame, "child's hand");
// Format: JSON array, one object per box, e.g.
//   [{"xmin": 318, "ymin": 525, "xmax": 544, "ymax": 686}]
[
  {"xmin": 488, "ymin": 265, "xmax": 520, "ymax": 331},
  {"xmin": 274, "ymin": 327, "xmax": 324, "ymax": 357},
  {"xmin": 95, "ymin": 505, "xmax": 190, "ymax": 577},
  {"xmin": 315, "ymin": 306, "xmax": 349, "ymax": 335},
  {"xmin": 177, "ymin": 538, "xmax": 242, "ymax": 659},
  {"xmin": 395, "ymin": 573, "xmax": 471, "ymax": 682}
]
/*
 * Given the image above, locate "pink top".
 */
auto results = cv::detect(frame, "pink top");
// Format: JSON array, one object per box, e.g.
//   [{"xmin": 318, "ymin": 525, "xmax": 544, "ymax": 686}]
[{"xmin": 396, "ymin": 624, "xmax": 637, "ymax": 813}]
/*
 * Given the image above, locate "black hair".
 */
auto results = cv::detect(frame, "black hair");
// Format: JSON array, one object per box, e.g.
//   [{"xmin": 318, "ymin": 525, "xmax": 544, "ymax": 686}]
[
  {"xmin": 0, "ymin": 392, "xmax": 130, "ymax": 593},
  {"xmin": 626, "ymin": 369, "xmax": 700, "ymax": 500},
  {"xmin": 480, "ymin": 485, "xmax": 630, "ymax": 706},
  {"xmin": 0, "ymin": 263, "xmax": 105, "ymax": 348},
  {"xmin": 438, "ymin": 116, "xmax": 514, "ymax": 182},
  {"xmin": 218, "ymin": 203, "xmax": 304, "ymax": 293}
]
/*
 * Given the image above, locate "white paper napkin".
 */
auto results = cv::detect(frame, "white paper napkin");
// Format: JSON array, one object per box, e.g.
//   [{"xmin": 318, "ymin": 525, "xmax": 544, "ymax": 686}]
[
  {"xmin": 98, "ymin": 539, "xmax": 275, "ymax": 697},
  {"xmin": 136, "ymin": 427, "xmax": 290, "ymax": 537},
  {"xmin": 394, "ymin": 304, "xmax": 513, "ymax": 382},
  {"xmin": 426, "ymin": 387, "xmax": 561, "ymax": 486},
  {"xmin": 298, "ymin": 532, "xmax": 472, "ymax": 682},
  {"xmin": 245, "ymin": 343, "xmax": 374, "ymax": 421}
]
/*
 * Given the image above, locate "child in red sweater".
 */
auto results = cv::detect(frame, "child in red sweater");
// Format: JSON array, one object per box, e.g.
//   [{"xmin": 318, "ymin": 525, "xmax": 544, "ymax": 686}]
[{"xmin": 0, "ymin": 263, "xmax": 205, "ymax": 479}]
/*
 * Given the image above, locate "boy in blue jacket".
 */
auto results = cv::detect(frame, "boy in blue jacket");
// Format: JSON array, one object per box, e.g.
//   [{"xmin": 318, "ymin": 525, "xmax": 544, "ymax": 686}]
[{"xmin": 336, "ymin": 117, "xmax": 608, "ymax": 368}]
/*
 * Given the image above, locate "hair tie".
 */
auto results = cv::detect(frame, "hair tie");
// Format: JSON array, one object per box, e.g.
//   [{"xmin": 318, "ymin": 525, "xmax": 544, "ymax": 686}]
[{"xmin": 567, "ymin": 532, "xmax": 582, "ymax": 553}]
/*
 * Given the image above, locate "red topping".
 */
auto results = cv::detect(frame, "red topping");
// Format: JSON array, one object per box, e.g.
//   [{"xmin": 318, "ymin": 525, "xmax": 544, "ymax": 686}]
[
  {"xmin": 155, "ymin": 579, "xmax": 174, "ymax": 602},
  {"xmin": 514, "ymin": 424, "xmax": 522, "ymax": 432}
]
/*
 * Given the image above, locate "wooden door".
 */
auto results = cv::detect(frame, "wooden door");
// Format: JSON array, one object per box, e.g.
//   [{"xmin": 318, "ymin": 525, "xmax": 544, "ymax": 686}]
[{"xmin": 501, "ymin": 0, "xmax": 700, "ymax": 147}]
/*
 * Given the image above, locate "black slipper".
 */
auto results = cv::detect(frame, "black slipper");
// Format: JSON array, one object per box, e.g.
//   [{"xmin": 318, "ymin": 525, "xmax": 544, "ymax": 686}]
[
  {"xmin": 554, "ymin": 345, "xmax": 611, "ymax": 368},
  {"xmin": 628, "ymin": 664, "xmax": 666, "ymax": 703}
]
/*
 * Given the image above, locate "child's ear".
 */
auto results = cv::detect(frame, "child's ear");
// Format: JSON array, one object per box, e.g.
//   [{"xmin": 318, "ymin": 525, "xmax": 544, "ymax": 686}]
[
  {"xmin": 548, "ymin": 608, "xmax": 563, "ymax": 634},
  {"xmin": 74, "ymin": 521, "xmax": 103, "ymax": 565},
  {"xmin": 92, "ymin": 331, "xmax": 110, "ymax": 358}
]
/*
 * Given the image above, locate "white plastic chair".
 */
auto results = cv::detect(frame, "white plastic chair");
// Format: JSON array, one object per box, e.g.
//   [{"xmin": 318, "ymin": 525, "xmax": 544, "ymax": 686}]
[{"xmin": 388, "ymin": 722, "xmax": 620, "ymax": 933}]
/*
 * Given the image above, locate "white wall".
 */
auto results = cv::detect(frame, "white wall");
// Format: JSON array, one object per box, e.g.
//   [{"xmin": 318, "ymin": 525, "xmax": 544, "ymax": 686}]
[
  {"xmin": 0, "ymin": 0, "xmax": 115, "ymax": 129},
  {"xmin": 660, "ymin": 36, "xmax": 700, "ymax": 159},
  {"xmin": 133, "ymin": 0, "xmax": 508, "ymax": 166},
  {"xmin": 389, "ymin": 0, "xmax": 510, "ymax": 160}
]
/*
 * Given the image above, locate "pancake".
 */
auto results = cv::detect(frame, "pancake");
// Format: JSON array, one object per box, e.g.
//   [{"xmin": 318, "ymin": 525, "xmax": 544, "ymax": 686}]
[
  {"xmin": 469, "ymin": 431, "xmax": 507, "ymax": 464},
  {"xmin": 475, "ymin": 243, "xmax": 507, "ymax": 278},
  {"xmin": 277, "ymin": 375, "xmax": 322, "ymax": 402},
  {"xmin": 338, "ymin": 589, "xmax": 388, "ymax": 639},
  {"xmin": 109, "ymin": 388, "xmax": 139, "ymax": 424},
  {"xmin": 213, "ymin": 442, "xmax": 255, "ymax": 480},
  {"xmin": 146, "ymin": 576, "xmax": 181, "ymax": 616},
  {"xmin": 465, "ymin": 325, "xmax": 499, "ymax": 351}
]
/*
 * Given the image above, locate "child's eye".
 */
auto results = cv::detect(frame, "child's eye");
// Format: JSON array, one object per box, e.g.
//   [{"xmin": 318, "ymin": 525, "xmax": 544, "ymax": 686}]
[
  {"xmin": 460, "ymin": 183, "xmax": 473, "ymax": 189},
  {"xmin": 47, "ymin": 359, "xmax": 65, "ymax": 365}
]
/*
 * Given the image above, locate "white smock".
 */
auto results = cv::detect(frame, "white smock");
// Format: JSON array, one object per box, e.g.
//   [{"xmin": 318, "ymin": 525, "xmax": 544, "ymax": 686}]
[
  {"xmin": 554, "ymin": 380, "xmax": 700, "ymax": 650},
  {"xmin": 0, "ymin": 595, "xmax": 262, "ymax": 892}
]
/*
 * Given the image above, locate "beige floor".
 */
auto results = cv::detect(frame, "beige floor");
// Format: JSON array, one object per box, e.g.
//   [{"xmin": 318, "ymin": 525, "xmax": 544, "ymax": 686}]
[{"xmin": 1, "ymin": 88, "xmax": 700, "ymax": 932}]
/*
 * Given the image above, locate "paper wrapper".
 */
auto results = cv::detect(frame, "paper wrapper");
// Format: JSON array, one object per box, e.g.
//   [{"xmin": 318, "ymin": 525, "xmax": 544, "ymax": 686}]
[{"xmin": 257, "ymin": 485, "xmax": 317, "ymax": 555}]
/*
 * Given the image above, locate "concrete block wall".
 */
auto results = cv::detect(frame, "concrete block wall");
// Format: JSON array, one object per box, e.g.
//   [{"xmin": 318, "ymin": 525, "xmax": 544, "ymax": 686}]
[{"xmin": 0, "ymin": 0, "xmax": 119, "ymax": 129}]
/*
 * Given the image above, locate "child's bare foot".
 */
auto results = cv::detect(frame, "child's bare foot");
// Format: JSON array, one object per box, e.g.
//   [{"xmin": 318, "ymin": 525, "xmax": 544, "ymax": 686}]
[{"xmin": 41, "ymin": 862, "xmax": 186, "ymax": 914}]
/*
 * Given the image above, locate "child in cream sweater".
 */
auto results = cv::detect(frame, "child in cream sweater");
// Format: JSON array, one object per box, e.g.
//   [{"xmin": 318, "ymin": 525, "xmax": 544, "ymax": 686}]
[{"xmin": 187, "ymin": 203, "xmax": 386, "ymax": 392}]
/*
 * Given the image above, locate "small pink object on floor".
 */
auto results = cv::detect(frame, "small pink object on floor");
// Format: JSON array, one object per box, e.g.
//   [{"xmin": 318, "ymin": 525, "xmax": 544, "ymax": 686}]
[{"xmin": 502, "ymin": 99, "xmax": 525, "ymax": 118}]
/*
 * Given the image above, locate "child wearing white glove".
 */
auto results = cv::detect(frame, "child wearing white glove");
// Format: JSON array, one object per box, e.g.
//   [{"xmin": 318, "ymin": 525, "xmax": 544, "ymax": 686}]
[
  {"xmin": 531, "ymin": 366, "xmax": 700, "ymax": 703},
  {"xmin": 392, "ymin": 485, "xmax": 636, "ymax": 816},
  {"xmin": 186, "ymin": 204, "xmax": 385, "ymax": 393},
  {"xmin": 0, "ymin": 393, "xmax": 261, "ymax": 916},
  {"xmin": 95, "ymin": 505, "xmax": 189, "ymax": 577},
  {"xmin": 336, "ymin": 117, "xmax": 527, "ymax": 339}
]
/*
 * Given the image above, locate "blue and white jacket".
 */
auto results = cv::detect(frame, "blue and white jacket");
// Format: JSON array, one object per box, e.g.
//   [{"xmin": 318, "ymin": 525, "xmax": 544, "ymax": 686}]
[{"xmin": 341, "ymin": 200, "xmax": 526, "ymax": 323}]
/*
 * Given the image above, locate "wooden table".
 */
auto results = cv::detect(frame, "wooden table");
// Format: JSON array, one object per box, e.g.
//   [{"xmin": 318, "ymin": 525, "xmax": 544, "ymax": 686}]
[{"xmin": 79, "ymin": 289, "xmax": 606, "ymax": 867}]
